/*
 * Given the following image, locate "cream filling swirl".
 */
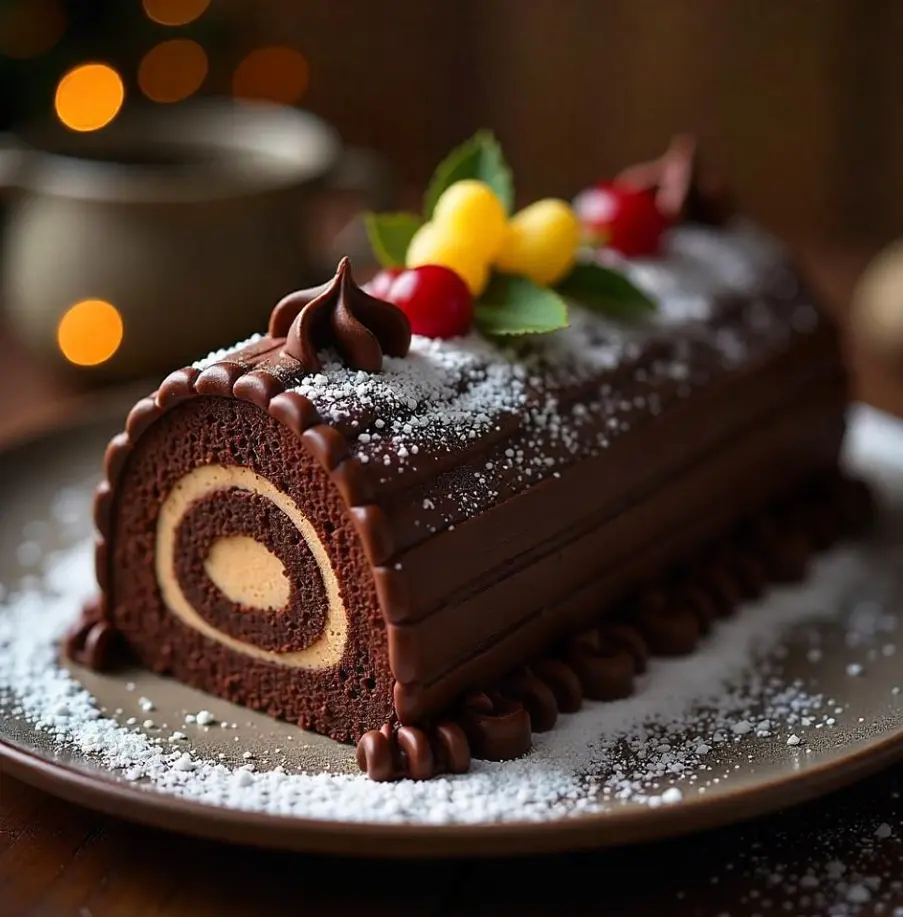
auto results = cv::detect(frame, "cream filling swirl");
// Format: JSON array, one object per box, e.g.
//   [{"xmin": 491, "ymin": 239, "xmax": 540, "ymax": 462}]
[{"xmin": 155, "ymin": 464, "xmax": 348, "ymax": 669}]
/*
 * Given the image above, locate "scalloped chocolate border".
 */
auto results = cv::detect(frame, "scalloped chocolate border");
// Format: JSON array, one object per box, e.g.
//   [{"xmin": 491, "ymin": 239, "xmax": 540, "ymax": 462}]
[
  {"xmin": 91, "ymin": 360, "xmax": 408, "ymax": 638},
  {"xmin": 356, "ymin": 474, "xmax": 876, "ymax": 780}
]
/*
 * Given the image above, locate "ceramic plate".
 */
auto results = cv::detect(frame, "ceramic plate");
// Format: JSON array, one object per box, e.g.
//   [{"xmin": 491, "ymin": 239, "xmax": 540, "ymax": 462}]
[{"xmin": 2, "ymin": 404, "xmax": 903, "ymax": 857}]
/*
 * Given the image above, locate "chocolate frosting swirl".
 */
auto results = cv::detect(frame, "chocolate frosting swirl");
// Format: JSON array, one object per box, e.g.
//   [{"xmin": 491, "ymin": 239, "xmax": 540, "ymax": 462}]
[
  {"xmin": 270, "ymin": 257, "xmax": 411, "ymax": 374},
  {"xmin": 615, "ymin": 134, "xmax": 735, "ymax": 226}
]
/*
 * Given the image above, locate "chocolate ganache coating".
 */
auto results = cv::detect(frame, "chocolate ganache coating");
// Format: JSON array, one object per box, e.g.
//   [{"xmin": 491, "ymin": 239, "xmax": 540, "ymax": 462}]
[
  {"xmin": 354, "ymin": 470, "xmax": 872, "ymax": 780},
  {"xmin": 84, "ymin": 218, "xmax": 851, "ymax": 761},
  {"xmin": 270, "ymin": 257, "xmax": 411, "ymax": 373}
]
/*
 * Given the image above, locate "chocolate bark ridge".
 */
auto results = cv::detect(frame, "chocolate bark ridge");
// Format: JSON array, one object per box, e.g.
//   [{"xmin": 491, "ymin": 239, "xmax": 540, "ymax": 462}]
[
  {"xmin": 276, "ymin": 257, "xmax": 412, "ymax": 373},
  {"xmin": 615, "ymin": 134, "xmax": 735, "ymax": 226}
]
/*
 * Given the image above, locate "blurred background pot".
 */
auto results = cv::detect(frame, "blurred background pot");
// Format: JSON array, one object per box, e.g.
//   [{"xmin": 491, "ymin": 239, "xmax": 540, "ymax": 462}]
[{"xmin": 0, "ymin": 98, "xmax": 393, "ymax": 384}]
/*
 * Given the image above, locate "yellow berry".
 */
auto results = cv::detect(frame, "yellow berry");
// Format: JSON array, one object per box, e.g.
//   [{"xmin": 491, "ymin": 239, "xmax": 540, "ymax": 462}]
[
  {"xmin": 495, "ymin": 199, "xmax": 581, "ymax": 286},
  {"xmin": 406, "ymin": 221, "xmax": 490, "ymax": 297},
  {"xmin": 433, "ymin": 180, "xmax": 508, "ymax": 261}
]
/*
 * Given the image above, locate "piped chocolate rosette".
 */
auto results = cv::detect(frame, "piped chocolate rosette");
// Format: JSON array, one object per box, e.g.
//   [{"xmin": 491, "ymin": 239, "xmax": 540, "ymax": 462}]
[{"xmin": 72, "ymin": 132, "xmax": 868, "ymax": 781}]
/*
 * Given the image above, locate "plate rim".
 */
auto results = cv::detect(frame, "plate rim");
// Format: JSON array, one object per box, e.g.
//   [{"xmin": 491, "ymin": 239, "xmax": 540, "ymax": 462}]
[
  {"xmin": 4, "ymin": 721, "xmax": 903, "ymax": 858},
  {"xmin": 3, "ymin": 402, "xmax": 903, "ymax": 857}
]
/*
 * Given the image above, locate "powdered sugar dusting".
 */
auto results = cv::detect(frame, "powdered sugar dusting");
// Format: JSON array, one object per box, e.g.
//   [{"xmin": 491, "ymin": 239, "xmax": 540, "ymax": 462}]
[
  {"xmin": 684, "ymin": 799, "xmax": 903, "ymax": 915},
  {"xmin": 280, "ymin": 222, "xmax": 815, "ymax": 531},
  {"xmin": 290, "ymin": 224, "xmax": 799, "ymax": 464},
  {"xmin": 293, "ymin": 331, "xmax": 527, "ymax": 462},
  {"xmin": 1, "ymin": 407, "xmax": 902, "ymax": 828},
  {"xmin": 0, "ymin": 542, "xmax": 879, "ymax": 823},
  {"xmin": 192, "ymin": 333, "xmax": 265, "ymax": 371}
]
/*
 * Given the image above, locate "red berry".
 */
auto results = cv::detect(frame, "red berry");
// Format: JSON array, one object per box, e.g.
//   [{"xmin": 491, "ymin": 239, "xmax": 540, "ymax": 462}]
[
  {"xmin": 366, "ymin": 268, "xmax": 402, "ymax": 299},
  {"xmin": 385, "ymin": 265, "xmax": 473, "ymax": 339},
  {"xmin": 573, "ymin": 184, "xmax": 668, "ymax": 257}
]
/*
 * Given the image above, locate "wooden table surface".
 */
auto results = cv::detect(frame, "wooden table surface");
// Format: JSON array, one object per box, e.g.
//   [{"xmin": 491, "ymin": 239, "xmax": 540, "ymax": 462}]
[{"xmin": 3, "ymin": 243, "xmax": 903, "ymax": 917}]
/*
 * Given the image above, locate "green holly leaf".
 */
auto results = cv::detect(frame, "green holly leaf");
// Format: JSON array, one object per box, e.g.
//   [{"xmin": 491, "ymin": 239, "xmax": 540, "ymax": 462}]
[
  {"xmin": 555, "ymin": 262, "xmax": 656, "ymax": 317},
  {"xmin": 363, "ymin": 212, "xmax": 422, "ymax": 268},
  {"xmin": 475, "ymin": 274, "xmax": 570, "ymax": 336},
  {"xmin": 423, "ymin": 131, "xmax": 515, "ymax": 218}
]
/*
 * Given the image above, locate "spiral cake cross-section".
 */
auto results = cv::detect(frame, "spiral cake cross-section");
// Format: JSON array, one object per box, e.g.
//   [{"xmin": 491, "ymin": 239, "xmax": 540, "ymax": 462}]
[{"xmin": 104, "ymin": 394, "xmax": 395, "ymax": 743}]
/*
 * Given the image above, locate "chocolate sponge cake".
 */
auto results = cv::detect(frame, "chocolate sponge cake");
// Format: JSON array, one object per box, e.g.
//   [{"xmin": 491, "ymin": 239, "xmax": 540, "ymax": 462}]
[{"xmin": 69, "ymin": 136, "xmax": 866, "ymax": 780}]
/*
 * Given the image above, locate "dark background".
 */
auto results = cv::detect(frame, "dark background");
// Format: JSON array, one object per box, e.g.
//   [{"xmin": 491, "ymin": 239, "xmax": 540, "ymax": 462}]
[{"xmin": 2, "ymin": 0, "xmax": 902, "ymax": 247}]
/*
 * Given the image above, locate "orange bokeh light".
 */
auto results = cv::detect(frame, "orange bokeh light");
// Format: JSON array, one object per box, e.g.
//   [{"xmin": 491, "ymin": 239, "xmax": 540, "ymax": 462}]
[
  {"xmin": 54, "ymin": 63, "xmax": 124, "ymax": 133},
  {"xmin": 0, "ymin": 0, "xmax": 65, "ymax": 59},
  {"xmin": 57, "ymin": 299, "xmax": 124, "ymax": 367},
  {"xmin": 139, "ymin": 39, "xmax": 208, "ymax": 104},
  {"xmin": 232, "ymin": 47, "xmax": 309, "ymax": 105},
  {"xmin": 142, "ymin": 0, "xmax": 210, "ymax": 27}
]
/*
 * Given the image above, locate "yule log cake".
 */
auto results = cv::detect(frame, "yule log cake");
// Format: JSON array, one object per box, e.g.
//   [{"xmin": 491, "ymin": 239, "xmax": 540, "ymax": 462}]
[{"xmin": 68, "ymin": 134, "xmax": 870, "ymax": 781}]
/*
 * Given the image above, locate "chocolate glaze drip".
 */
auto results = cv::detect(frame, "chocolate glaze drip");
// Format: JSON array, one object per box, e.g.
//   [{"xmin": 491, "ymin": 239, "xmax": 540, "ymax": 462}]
[
  {"xmin": 355, "ymin": 721, "xmax": 470, "ymax": 781},
  {"xmin": 458, "ymin": 691, "xmax": 533, "ymax": 761},
  {"xmin": 531, "ymin": 658, "xmax": 583, "ymax": 713},
  {"xmin": 355, "ymin": 472, "xmax": 875, "ymax": 781},
  {"xmin": 270, "ymin": 257, "xmax": 411, "ymax": 374},
  {"xmin": 64, "ymin": 599, "xmax": 121, "ymax": 671},
  {"xmin": 616, "ymin": 134, "xmax": 735, "ymax": 226},
  {"xmin": 500, "ymin": 668, "xmax": 559, "ymax": 732},
  {"xmin": 720, "ymin": 545, "xmax": 767, "ymax": 601},
  {"xmin": 634, "ymin": 589, "xmax": 701, "ymax": 656},
  {"xmin": 832, "ymin": 476, "xmax": 875, "ymax": 536},
  {"xmin": 565, "ymin": 625, "xmax": 639, "ymax": 701}
]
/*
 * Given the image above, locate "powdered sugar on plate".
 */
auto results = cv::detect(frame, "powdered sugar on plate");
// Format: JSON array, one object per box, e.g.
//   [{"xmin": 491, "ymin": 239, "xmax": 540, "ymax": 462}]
[{"xmin": 0, "ymin": 406, "xmax": 902, "ymax": 828}]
